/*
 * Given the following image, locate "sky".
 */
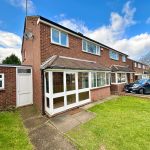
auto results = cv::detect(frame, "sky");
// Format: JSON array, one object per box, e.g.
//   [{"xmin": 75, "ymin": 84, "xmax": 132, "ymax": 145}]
[{"xmin": 0, "ymin": 0, "xmax": 150, "ymax": 62}]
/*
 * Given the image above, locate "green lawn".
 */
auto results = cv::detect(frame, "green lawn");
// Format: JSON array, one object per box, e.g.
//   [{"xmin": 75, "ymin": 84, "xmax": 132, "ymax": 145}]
[
  {"xmin": 67, "ymin": 96, "xmax": 150, "ymax": 150},
  {"xmin": 0, "ymin": 111, "xmax": 33, "ymax": 150}
]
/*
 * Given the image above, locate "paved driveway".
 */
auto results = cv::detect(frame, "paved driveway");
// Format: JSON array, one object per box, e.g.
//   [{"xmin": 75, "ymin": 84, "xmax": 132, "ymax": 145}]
[{"xmin": 125, "ymin": 92, "xmax": 150, "ymax": 99}]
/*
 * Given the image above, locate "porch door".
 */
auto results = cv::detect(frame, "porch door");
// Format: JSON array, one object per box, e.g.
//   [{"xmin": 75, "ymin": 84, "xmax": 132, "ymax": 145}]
[{"xmin": 65, "ymin": 72, "xmax": 77, "ymax": 108}]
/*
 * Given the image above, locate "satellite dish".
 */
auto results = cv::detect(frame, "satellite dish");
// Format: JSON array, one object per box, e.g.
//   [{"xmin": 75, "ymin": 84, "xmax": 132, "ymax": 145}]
[{"xmin": 24, "ymin": 31, "xmax": 33, "ymax": 40}]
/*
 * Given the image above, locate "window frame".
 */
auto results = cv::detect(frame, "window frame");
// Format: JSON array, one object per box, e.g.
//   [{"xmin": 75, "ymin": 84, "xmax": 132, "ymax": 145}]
[
  {"xmin": 0, "ymin": 73, "xmax": 4, "ymax": 90},
  {"xmin": 51, "ymin": 28, "xmax": 69, "ymax": 47},
  {"xmin": 111, "ymin": 73, "xmax": 127, "ymax": 84},
  {"xmin": 122, "ymin": 55, "xmax": 126, "ymax": 62},
  {"xmin": 109, "ymin": 50, "xmax": 119, "ymax": 60},
  {"xmin": 138, "ymin": 63, "xmax": 142, "ymax": 68},
  {"xmin": 91, "ymin": 71, "xmax": 110, "ymax": 89},
  {"xmin": 82, "ymin": 39, "xmax": 101, "ymax": 56}
]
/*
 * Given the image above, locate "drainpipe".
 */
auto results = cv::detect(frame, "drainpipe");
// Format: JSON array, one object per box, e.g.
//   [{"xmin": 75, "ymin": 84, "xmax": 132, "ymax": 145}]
[{"xmin": 41, "ymin": 69, "xmax": 45, "ymax": 115}]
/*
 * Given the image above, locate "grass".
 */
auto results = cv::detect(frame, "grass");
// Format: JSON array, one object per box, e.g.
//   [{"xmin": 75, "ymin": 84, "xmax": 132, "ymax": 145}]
[
  {"xmin": 67, "ymin": 96, "xmax": 150, "ymax": 150},
  {"xmin": 0, "ymin": 110, "xmax": 33, "ymax": 150}
]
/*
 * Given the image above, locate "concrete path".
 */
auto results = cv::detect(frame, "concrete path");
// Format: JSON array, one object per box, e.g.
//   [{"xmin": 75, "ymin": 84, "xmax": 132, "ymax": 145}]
[
  {"xmin": 19, "ymin": 106, "xmax": 76, "ymax": 150},
  {"xmin": 50, "ymin": 108, "xmax": 95, "ymax": 133}
]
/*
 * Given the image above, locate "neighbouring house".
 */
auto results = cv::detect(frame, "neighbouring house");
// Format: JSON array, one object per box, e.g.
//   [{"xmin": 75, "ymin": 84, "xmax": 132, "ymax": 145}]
[
  {"xmin": 131, "ymin": 59, "xmax": 150, "ymax": 80},
  {"xmin": 0, "ymin": 65, "xmax": 32, "ymax": 110},
  {"xmin": 0, "ymin": 15, "xmax": 149, "ymax": 115}
]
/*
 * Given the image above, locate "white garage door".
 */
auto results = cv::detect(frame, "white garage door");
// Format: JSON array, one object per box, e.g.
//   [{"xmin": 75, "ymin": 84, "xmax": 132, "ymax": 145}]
[{"xmin": 16, "ymin": 68, "xmax": 33, "ymax": 107}]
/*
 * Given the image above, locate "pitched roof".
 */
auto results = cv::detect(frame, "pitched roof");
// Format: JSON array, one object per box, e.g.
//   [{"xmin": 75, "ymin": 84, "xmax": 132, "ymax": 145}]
[
  {"xmin": 111, "ymin": 65, "xmax": 135, "ymax": 72},
  {"xmin": 41, "ymin": 55, "xmax": 111, "ymax": 71}
]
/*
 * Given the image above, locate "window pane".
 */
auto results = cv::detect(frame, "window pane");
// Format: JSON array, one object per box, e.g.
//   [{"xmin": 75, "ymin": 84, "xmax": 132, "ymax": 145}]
[
  {"xmin": 97, "ymin": 46, "xmax": 100, "ymax": 55},
  {"xmin": 67, "ymin": 94, "xmax": 76, "ymax": 105},
  {"xmin": 106, "ymin": 73, "xmax": 110, "ymax": 85},
  {"xmin": 78, "ymin": 72, "xmax": 89, "ymax": 89},
  {"xmin": 111, "ymin": 73, "xmax": 116, "ymax": 83},
  {"xmin": 0, "ymin": 75, "xmax": 2, "ymax": 78},
  {"xmin": 0, "ymin": 81, "xmax": 2, "ymax": 87},
  {"xmin": 53, "ymin": 72, "xmax": 64, "ymax": 93},
  {"xmin": 18, "ymin": 69, "xmax": 31, "ymax": 73},
  {"xmin": 79, "ymin": 92, "xmax": 89, "ymax": 101},
  {"xmin": 66, "ymin": 73, "xmax": 75, "ymax": 91},
  {"xmin": 97, "ymin": 72, "xmax": 105, "ymax": 87},
  {"xmin": 87, "ymin": 42, "xmax": 96, "ymax": 54},
  {"xmin": 91, "ymin": 72, "xmax": 97, "ymax": 87},
  {"xmin": 83, "ymin": 40, "xmax": 87, "ymax": 51},
  {"xmin": 109, "ymin": 50, "xmax": 119, "ymax": 60},
  {"xmin": 53, "ymin": 97, "xmax": 64, "ymax": 109},
  {"xmin": 52, "ymin": 28, "xmax": 59, "ymax": 43},
  {"xmin": 46, "ymin": 97, "xmax": 50, "ymax": 108},
  {"xmin": 45, "ymin": 72, "xmax": 49, "ymax": 93},
  {"xmin": 61, "ymin": 32, "xmax": 67, "ymax": 46},
  {"xmin": 117, "ymin": 73, "xmax": 122, "ymax": 83}
]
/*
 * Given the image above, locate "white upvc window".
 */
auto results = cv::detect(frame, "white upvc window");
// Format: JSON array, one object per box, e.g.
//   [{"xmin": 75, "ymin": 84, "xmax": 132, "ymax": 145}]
[
  {"xmin": 109, "ymin": 50, "xmax": 119, "ymax": 60},
  {"xmin": 111, "ymin": 73, "xmax": 127, "ymax": 84},
  {"xmin": 122, "ymin": 55, "xmax": 126, "ymax": 62},
  {"xmin": 82, "ymin": 39, "xmax": 100, "ymax": 55},
  {"xmin": 0, "ymin": 74, "xmax": 4, "ymax": 90},
  {"xmin": 134, "ymin": 62, "xmax": 137, "ymax": 67},
  {"xmin": 51, "ymin": 28, "xmax": 69, "ymax": 47},
  {"xmin": 91, "ymin": 72, "xmax": 110, "ymax": 88},
  {"xmin": 143, "ymin": 65, "xmax": 145, "ymax": 69},
  {"xmin": 138, "ymin": 63, "xmax": 142, "ymax": 68}
]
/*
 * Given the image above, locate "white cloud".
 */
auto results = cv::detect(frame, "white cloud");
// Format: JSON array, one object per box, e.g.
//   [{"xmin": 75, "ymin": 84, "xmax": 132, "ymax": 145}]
[
  {"xmin": 59, "ymin": 19, "xmax": 90, "ymax": 34},
  {"xmin": 8, "ymin": 0, "xmax": 35, "ymax": 14},
  {"xmin": 56, "ymin": 1, "xmax": 150, "ymax": 60},
  {"xmin": 146, "ymin": 17, "xmax": 150, "ymax": 24},
  {"xmin": 0, "ymin": 30, "xmax": 21, "ymax": 62}
]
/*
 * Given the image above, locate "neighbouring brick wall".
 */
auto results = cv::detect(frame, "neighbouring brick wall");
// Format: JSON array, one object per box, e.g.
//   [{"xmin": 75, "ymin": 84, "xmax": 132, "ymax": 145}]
[
  {"xmin": 90, "ymin": 86, "xmax": 111, "ymax": 101},
  {"xmin": 110, "ymin": 83, "xmax": 125, "ymax": 94},
  {"xmin": 0, "ymin": 67, "xmax": 16, "ymax": 109}
]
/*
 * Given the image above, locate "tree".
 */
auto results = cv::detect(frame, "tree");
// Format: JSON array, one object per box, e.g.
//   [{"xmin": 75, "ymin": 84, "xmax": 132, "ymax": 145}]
[{"xmin": 2, "ymin": 54, "xmax": 21, "ymax": 65}]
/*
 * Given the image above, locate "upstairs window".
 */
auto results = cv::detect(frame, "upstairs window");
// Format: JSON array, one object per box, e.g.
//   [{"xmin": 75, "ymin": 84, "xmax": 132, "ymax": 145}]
[
  {"xmin": 134, "ymin": 62, "xmax": 137, "ymax": 67},
  {"xmin": 122, "ymin": 55, "xmax": 126, "ymax": 62},
  {"xmin": 0, "ymin": 74, "xmax": 4, "ymax": 90},
  {"xmin": 82, "ymin": 40, "xmax": 100, "ymax": 55},
  {"xmin": 138, "ymin": 63, "xmax": 142, "ymax": 68},
  {"xmin": 143, "ymin": 65, "xmax": 145, "ymax": 69},
  {"xmin": 109, "ymin": 50, "xmax": 119, "ymax": 60},
  {"xmin": 51, "ymin": 28, "xmax": 68, "ymax": 47}
]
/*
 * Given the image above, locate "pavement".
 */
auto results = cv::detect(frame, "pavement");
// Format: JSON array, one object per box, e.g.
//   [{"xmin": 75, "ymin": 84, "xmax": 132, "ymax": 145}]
[{"xmin": 19, "ymin": 106, "xmax": 76, "ymax": 150}]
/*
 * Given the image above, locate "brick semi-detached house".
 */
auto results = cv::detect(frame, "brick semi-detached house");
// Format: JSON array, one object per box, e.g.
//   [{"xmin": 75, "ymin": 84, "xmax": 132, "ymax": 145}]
[
  {"xmin": 0, "ymin": 15, "xmax": 149, "ymax": 115},
  {"xmin": 21, "ymin": 15, "xmax": 149, "ymax": 116}
]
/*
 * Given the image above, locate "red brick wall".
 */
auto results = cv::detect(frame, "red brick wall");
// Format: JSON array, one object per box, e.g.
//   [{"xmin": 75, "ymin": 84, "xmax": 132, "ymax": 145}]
[
  {"xmin": 90, "ymin": 86, "xmax": 111, "ymax": 101},
  {"xmin": 22, "ymin": 17, "xmax": 43, "ymax": 111},
  {"xmin": 40, "ymin": 23, "xmax": 129, "ymax": 68},
  {"xmin": 110, "ymin": 83, "xmax": 125, "ymax": 94},
  {"xmin": 0, "ymin": 67, "xmax": 16, "ymax": 109}
]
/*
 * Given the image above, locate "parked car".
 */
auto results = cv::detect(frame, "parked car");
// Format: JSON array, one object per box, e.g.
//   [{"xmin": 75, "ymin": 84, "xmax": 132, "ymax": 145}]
[{"xmin": 125, "ymin": 79, "xmax": 150, "ymax": 94}]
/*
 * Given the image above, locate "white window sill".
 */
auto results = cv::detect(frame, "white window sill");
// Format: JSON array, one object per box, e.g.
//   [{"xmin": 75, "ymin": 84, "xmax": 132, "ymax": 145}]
[
  {"xmin": 82, "ymin": 50, "xmax": 101, "ymax": 56},
  {"xmin": 51, "ymin": 41, "xmax": 69, "ymax": 48}
]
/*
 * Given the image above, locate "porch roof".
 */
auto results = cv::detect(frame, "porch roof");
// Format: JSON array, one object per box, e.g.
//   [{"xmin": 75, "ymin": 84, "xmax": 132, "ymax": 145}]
[
  {"xmin": 111, "ymin": 65, "xmax": 135, "ymax": 73},
  {"xmin": 42, "ymin": 55, "xmax": 111, "ymax": 71}
]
